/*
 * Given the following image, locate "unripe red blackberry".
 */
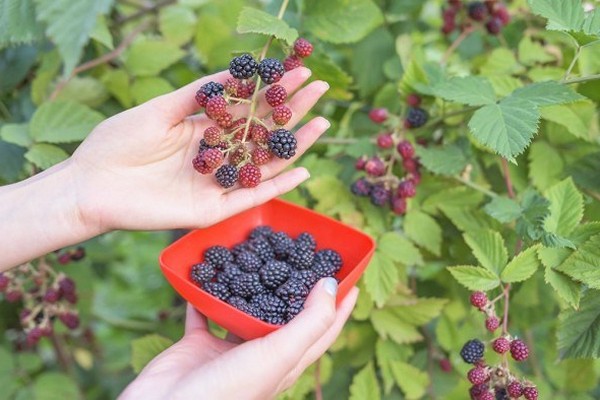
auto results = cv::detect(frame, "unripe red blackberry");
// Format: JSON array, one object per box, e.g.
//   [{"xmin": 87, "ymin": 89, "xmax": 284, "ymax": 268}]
[
  {"xmin": 216, "ymin": 112, "xmax": 234, "ymax": 129},
  {"xmin": 439, "ymin": 358, "xmax": 452, "ymax": 372},
  {"xmin": 26, "ymin": 327, "xmax": 43, "ymax": 347},
  {"xmin": 272, "ymin": 105, "xmax": 292, "ymax": 126},
  {"xmin": 392, "ymin": 197, "xmax": 407, "ymax": 215},
  {"xmin": 485, "ymin": 18, "xmax": 503, "ymax": 35},
  {"xmin": 409, "ymin": 172, "xmax": 421, "ymax": 185},
  {"xmin": 224, "ymin": 78, "xmax": 241, "ymax": 97},
  {"xmin": 397, "ymin": 180, "xmax": 416, "ymax": 198},
  {"xmin": 238, "ymin": 164, "xmax": 262, "ymax": 188},
  {"xmin": 204, "ymin": 126, "xmax": 222, "ymax": 146},
  {"xmin": 522, "ymin": 386, "xmax": 538, "ymax": 400},
  {"xmin": 442, "ymin": 20, "xmax": 456, "ymax": 35},
  {"xmin": 63, "ymin": 291, "xmax": 78, "ymax": 304},
  {"xmin": 193, "ymin": 148, "xmax": 223, "ymax": 174},
  {"xmin": 293, "ymin": 38, "xmax": 313, "ymax": 58},
  {"xmin": 485, "ymin": 316, "xmax": 500, "ymax": 332},
  {"xmin": 265, "ymin": 84, "xmax": 287, "ymax": 107},
  {"xmin": 469, "ymin": 384, "xmax": 489, "ymax": 400},
  {"xmin": 283, "ymin": 55, "xmax": 303, "ymax": 71},
  {"xmin": 205, "ymin": 96, "xmax": 228, "ymax": 119},
  {"xmin": 470, "ymin": 291, "xmax": 488, "ymax": 309},
  {"xmin": 57, "ymin": 253, "xmax": 71, "ymax": 265},
  {"xmin": 368, "ymin": 108, "xmax": 388, "ymax": 124},
  {"xmin": 494, "ymin": 5, "xmax": 510, "ymax": 25},
  {"xmin": 195, "ymin": 91, "xmax": 209, "ymax": 107},
  {"xmin": 59, "ymin": 313, "xmax": 80, "ymax": 330},
  {"xmin": 397, "ymin": 140, "xmax": 415, "ymax": 159},
  {"xmin": 507, "ymin": 381, "xmax": 524, "ymax": 398},
  {"xmin": 70, "ymin": 246, "xmax": 85, "ymax": 261},
  {"xmin": 6, "ymin": 290, "xmax": 21, "ymax": 302},
  {"xmin": 250, "ymin": 124, "xmax": 269, "ymax": 145},
  {"xmin": 376, "ymin": 133, "xmax": 394, "ymax": 149},
  {"xmin": 492, "ymin": 337, "xmax": 510, "ymax": 354},
  {"xmin": 229, "ymin": 145, "xmax": 249, "ymax": 166},
  {"xmin": 0, "ymin": 273, "xmax": 8, "ymax": 291},
  {"xmin": 510, "ymin": 339, "xmax": 529, "ymax": 362},
  {"xmin": 231, "ymin": 117, "xmax": 248, "ymax": 133},
  {"xmin": 402, "ymin": 157, "xmax": 419, "ymax": 173},
  {"xmin": 406, "ymin": 93, "xmax": 422, "ymax": 107},
  {"xmin": 365, "ymin": 157, "xmax": 386, "ymax": 177},
  {"xmin": 479, "ymin": 391, "xmax": 494, "ymax": 400},
  {"xmin": 448, "ymin": 0, "xmax": 462, "ymax": 7},
  {"xmin": 43, "ymin": 288, "xmax": 60, "ymax": 303},
  {"xmin": 467, "ymin": 366, "xmax": 489, "ymax": 385},
  {"xmin": 251, "ymin": 148, "xmax": 272, "ymax": 166},
  {"xmin": 355, "ymin": 156, "xmax": 367, "ymax": 171}
]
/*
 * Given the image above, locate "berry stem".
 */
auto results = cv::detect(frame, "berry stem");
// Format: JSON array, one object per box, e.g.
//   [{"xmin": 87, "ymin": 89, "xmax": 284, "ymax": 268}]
[
  {"xmin": 500, "ymin": 158, "xmax": 515, "ymax": 199},
  {"xmin": 452, "ymin": 175, "xmax": 498, "ymax": 198},
  {"xmin": 563, "ymin": 45, "xmax": 582, "ymax": 82},
  {"xmin": 563, "ymin": 72, "xmax": 600, "ymax": 85}
]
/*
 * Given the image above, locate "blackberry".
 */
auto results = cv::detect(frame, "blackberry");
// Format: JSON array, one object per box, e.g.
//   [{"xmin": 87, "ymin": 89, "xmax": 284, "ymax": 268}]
[
  {"xmin": 485, "ymin": 316, "xmax": 500, "ymax": 332},
  {"xmin": 314, "ymin": 249, "xmax": 342, "ymax": 272},
  {"xmin": 230, "ymin": 272, "xmax": 265, "ymax": 298},
  {"xmin": 522, "ymin": 387, "xmax": 538, "ymax": 400},
  {"xmin": 265, "ymin": 84, "xmax": 287, "ymax": 107},
  {"xmin": 249, "ymin": 225, "xmax": 274, "ymax": 240},
  {"xmin": 506, "ymin": 381, "xmax": 523, "ymax": 398},
  {"xmin": 203, "ymin": 282, "xmax": 231, "ymax": 302},
  {"xmin": 204, "ymin": 246, "xmax": 233, "ymax": 268},
  {"xmin": 287, "ymin": 244, "xmax": 314, "ymax": 270},
  {"xmin": 283, "ymin": 55, "xmax": 303, "ymax": 71},
  {"xmin": 269, "ymin": 231, "xmax": 294, "ymax": 258},
  {"xmin": 260, "ymin": 260, "xmax": 291, "ymax": 289},
  {"xmin": 272, "ymin": 105, "xmax": 292, "ymax": 126},
  {"xmin": 460, "ymin": 339, "xmax": 485, "ymax": 364},
  {"xmin": 248, "ymin": 237, "xmax": 275, "ymax": 262},
  {"xmin": 216, "ymin": 262, "xmax": 243, "ymax": 285},
  {"xmin": 215, "ymin": 164, "xmax": 239, "ymax": 188},
  {"xmin": 258, "ymin": 58, "xmax": 285, "ymax": 84},
  {"xmin": 351, "ymin": 178, "xmax": 373, "ymax": 197},
  {"xmin": 191, "ymin": 263, "xmax": 216, "ymax": 284},
  {"xmin": 468, "ymin": 1, "xmax": 488, "ymax": 21},
  {"xmin": 231, "ymin": 243, "xmax": 251, "ymax": 258},
  {"xmin": 290, "ymin": 269, "xmax": 319, "ymax": 289},
  {"xmin": 470, "ymin": 384, "xmax": 490, "ymax": 400},
  {"xmin": 492, "ymin": 337, "xmax": 510, "ymax": 354},
  {"xmin": 276, "ymin": 278, "xmax": 309, "ymax": 303},
  {"xmin": 228, "ymin": 296, "xmax": 262, "ymax": 318},
  {"xmin": 293, "ymin": 38, "xmax": 313, "ymax": 58},
  {"xmin": 370, "ymin": 184, "xmax": 391, "ymax": 206},
  {"xmin": 405, "ymin": 107, "xmax": 428, "ymax": 128},
  {"xmin": 286, "ymin": 300, "xmax": 304, "ymax": 322},
  {"xmin": 296, "ymin": 232, "xmax": 316, "ymax": 252},
  {"xmin": 236, "ymin": 251, "xmax": 262, "ymax": 273},
  {"xmin": 251, "ymin": 148, "xmax": 272, "ymax": 166},
  {"xmin": 397, "ymin": 140, "xmax": 415, "ymax": 159},
  {"xmin": 470, "ymin": 291, "xmax": 488, "ymax": 309},
  {"xmin": 199, "ymin": 81, "xmax": 224, "ymax": 99},
  {"xmin": 312, "ymin": 260, "xmax": 336, "ymax": 279},
  {"xmin": 238, "ymin": 164, "xmax": 262, "ymax": 188},
  {"xmin": 252, "ymin": 293, "xmax": 288, "ymax": 325},
  {"xmin": 268, "ymin": 128, "xmax": 297, "ymax": 159},
  {"xmin": 495, "ymin": 388, "xmax": 509, "ymax": 400},
  {"xmin": 510, "ymin": 339, "xmax": 529, "ymax": 362},
  {"xmin": 229, "ymin": 54, "xmax": 258, "ymax": 79},
  {"xmin": 467, "ymin": 367, "xmax": 489, "ymax": 385},
  {"xmin": 397, "ymin": 180, "xmax": 416, "ymax": 198}
]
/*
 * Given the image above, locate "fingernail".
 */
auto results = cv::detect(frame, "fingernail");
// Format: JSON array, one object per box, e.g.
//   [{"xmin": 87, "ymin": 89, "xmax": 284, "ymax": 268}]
[
  {"xmin": 322, "ymin": 118, "xmax": 331, "ymax": 129},
  {"xmin": 299, "ymin": 167, "xmax": 310, "ymax": 180},
  {"xmin": 323, "ymin": 277, "xmax": 338, "ymax": 296}
]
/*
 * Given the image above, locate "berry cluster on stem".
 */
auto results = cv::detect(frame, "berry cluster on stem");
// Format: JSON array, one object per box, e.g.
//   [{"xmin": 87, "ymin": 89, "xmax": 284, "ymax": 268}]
[{"xmin": 442, "ymin": 0, "xmax": 511, "ymax": 36}]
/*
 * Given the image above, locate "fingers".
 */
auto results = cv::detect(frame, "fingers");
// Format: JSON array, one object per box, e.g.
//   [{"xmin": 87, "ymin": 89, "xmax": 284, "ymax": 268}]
[
  {"xmin": 219, "ymin": 167, "xmax": 310, "ymax": 220},
  {"xmin": 185, "ymin": 303, "xmax": 209, "ymax": 334}
]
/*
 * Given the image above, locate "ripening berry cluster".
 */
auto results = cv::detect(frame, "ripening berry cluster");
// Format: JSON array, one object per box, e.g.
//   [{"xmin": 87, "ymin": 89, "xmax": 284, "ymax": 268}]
[
  {"xmin": 459, "ymin": 291, "xmax": 538, "ymax": 400},
  {"xmin": 0, "ymin": 266, "xmax": 80, "ymax": 347},
  {"xmin": 192, "ymin": 38, "xmax": 313, "ymax": 189},
  {"xmin": 442, "ymin": 0, "xmax": 511, "ymax": 36},
  {"xmin": 55, "ymin": 246, "xmax": 86, "ymax": 265},
  {"xmin": 189, "ymin": 226, "xmax": 342, "ymax": 325}
]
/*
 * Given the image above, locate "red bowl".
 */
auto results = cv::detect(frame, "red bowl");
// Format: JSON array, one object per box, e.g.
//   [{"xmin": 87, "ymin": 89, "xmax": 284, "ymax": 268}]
[{"xmin": 159, "ymin": 198, "xmax": 376, "ymax": 340}]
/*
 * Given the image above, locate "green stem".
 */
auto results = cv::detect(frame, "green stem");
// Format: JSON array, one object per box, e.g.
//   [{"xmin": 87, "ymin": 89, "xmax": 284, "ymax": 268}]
[
  {"xmin": 563, "ymin": 45, "xmax": 582, "ymax": 82},
  {"xmin": 563, "ymin": 73, "xmax": 600, "ymax": 85},
  {"xmin": 452, "ymin": 176, "xmax": 498, "ymax": 198}
]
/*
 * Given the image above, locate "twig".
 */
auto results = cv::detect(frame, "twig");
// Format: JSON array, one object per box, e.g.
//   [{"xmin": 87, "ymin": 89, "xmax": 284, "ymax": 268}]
[
  {"xmin": 50, "ymin": 333, "xmax": 73, "ymax": 374},
  {"xmin": 500, "ymin": 158, "xmax": 515, "ymax": 198},
  {"xmin": 562, "ymin": 45, "xmax": 582, "ymax": 82},
  {"xmin": 442, "ymin": 27, "xmax": 474, "ymax": 65},
  {"xmin": 420, "ymin": 327, "xmax": 437, "ymax": 399},
  {"xmin": 49, "ymin": 21, "xmax": 149, "ymax": 101},
  {"xmin": 116, "ymin": 0, "xmax": 176, "ymax": 24},
  {"xmin": 562, "ymin": 73, "xmax": 600, "ymax": 85},
  {"xmin": 315, "ymin": 358, "xmax": 323, "ymax": 400}
]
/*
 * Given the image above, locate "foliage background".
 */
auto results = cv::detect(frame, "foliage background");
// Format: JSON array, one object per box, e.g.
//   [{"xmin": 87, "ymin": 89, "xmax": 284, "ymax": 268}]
[{"xmin": 1, "ymin": 0, "xmax": 600, "ymax": 399}]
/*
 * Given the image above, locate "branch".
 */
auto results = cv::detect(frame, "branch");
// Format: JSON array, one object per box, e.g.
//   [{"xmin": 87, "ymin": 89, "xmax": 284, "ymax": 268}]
[
  {"xmin": 500, "ymin": 158, "xmax": 515, "ymax": 198},
  {"xmin": 442, "ymin": 27, "xmax": 474, "ymax": 65},
  {"xmin": 563, "ymin": 73, "xmax": 600, "ymax": 85}
]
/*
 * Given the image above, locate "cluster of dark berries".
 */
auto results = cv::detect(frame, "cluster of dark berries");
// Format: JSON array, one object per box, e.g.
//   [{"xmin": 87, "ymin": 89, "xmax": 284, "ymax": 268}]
[
  {"xmin": 192, "ymin": 38, "xmax": 313, "ymax": 188},
  {"xmin": 460, "ymin": 292, "xmax": 537, "ymax": 399},
  {"xmin": 442, "ymin": 0, "xmax": 511, "ymax": 35},
  {"xmin": 1, "ymin": 264, "xmax": 80, "ymax": 347},
  {"xmin": 55, "ymin": 246, "xmax": 86, "ymax": 265},
  {"xmin": 190, "ymin": 226, "xmax": 342, "ymax": 325}
]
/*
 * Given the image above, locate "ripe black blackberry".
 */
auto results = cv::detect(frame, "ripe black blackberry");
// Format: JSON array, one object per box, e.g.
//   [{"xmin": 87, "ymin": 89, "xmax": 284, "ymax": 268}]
[
  {"xmin": 230, "ymin": 272, "xmax": 265, "ymax": 298},
  {"xmin": 249, "ymin": 225, "xmax": 273, "ymax": 240},
  {"xmin": 251, "ymin": 293, "xmax": 288, "ymax": 325},
  {"xmin": 248, "ymin": 237, "xmax": 275, "ymax": 262},
  {"xmin": 231, "ymin": 243, "xmax": 251, "ymax": 258},
  {"xmin": 291, "ymin": 269, "xmax": 319, "ymax": 289},
  {"xmin": 370, "ymin": 184, "xmax": 391, "ymax": 206},
  {"xmin": 258, "ymin": 58, "xmax": 285, "ymax": 84},
  {"xmin": 268, "ymin": 129, "xmax": 297, "ymax": 159},
  {"xmin": 312, "ymin": 260, "xmax": 336, "ymax": 279},
  {"xmin": 228, "ymin": 296, "xmax": 263, "ymax": 319},
  {"xmin": 276, "ymin": 278, "xmax": 309, "ymax": 303},
  {"xmin": 315, "ymin": 249, "xmax": 343, "ymax": 272},
  {"xmin": 199, "ymin": 81, "xmax": 224, "ymax": 99},
  {"xmin": 191, "ymin": 263, "xmax": 216, "ymax": 284},
  {"xmin": 405, "ymin": 107, "xmax": 428, "ymax": 128},
  {"xmin": 287, "ymin": 244, "xmax": 314, "ymax": 270},
  {"xmin": 236, "ymin": 251, "xmax": 263, "ymax": 273},
  {"xmin": 460, "ymin": 339, "xmax": 485, "ymax": 364},
  {"xmin": 204, "ymin": 246, "xmax": 233, "ymax": 267},
  {"xmin": 296, "ymin": 232, "xmax": 316, "ymax": 252},
  {"xmin": 468, "ymin": 1, "xmax": 487, "ymax": 21},
  {"xmin": 269, "ymin": 231, "xmax": 294, "ymax": 258},
  {"xmin": 215, "ymin": 164, "xmax": 239, "ymax": 188},
  {"xmin": 351, "ymin": 178, "xmax": 373, "ymax": 197},
  {"xmin": 203, "ymin": 282, "xmax": 231, "ymax": 302},
  {"xmin": 216, "ymin": 262, "xmax": 243, "ymax": 285},
  {"xmin": 286, "ymin": 300, "xmax": 304, "ymax": 322},
  {"xmin": 260, "ymin": 260, "xmax": 291, "ymax": 289},
  {"xmin": 229, "ymin": 54, "xmax": 258, "ymax": 79}
]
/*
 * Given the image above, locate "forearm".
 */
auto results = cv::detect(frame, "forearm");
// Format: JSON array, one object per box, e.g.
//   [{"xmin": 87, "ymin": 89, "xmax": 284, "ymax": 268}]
[{"xmin": 0, "ymin": 160, "xmax": 101, "ymax": 271}]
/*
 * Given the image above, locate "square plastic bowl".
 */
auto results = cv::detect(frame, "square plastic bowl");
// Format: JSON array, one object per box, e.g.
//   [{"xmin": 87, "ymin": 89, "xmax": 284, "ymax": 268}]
[{"xmin": 159, "ymin": 198, "xmax": 376, "ymax": 340}]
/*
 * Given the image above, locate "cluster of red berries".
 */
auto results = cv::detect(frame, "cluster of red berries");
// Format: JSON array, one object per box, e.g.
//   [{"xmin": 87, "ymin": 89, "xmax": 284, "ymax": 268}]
[
  {"xmin": 350, "ymin": 95, "xmax": 426, "ymax": 215},
  {"xmin": 442, "ymin": 0, "xmax": 511, "ymax": 36},
  {"xmin": 192, "ymin": 38, "xmax": 313, "ymax": 189},
  {"xmin": 55, "ymin": 246, "xmax": 86, "ymax": 265},
  {"xmin": 462, "ymin": 291, "xmax": 538, "ymax": 400},
  {"xmin": 0, "ymin": 263, "xmax": 80, "ymax": 347}
]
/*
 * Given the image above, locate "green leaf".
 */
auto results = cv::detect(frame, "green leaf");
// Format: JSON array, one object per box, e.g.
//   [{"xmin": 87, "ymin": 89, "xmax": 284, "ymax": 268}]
[
  {"xmin": 90, "ymin": 15, "xmax": 113, "ymax": 49},
  {"xmin": 24, "ymin": 144, "xmax": 68, "ymax": 170},
  {"xmin": 404, "ymin": 211, "xmax": 442, "ymax": 256},
  {"xmin": 124, "ymin": 38, "xmax": 185, "ymax": 77},
  {"xmin": 528, "ymin": 141, "xmax": 564, "ymax": 190},
  {"xmin": 468, "ymin": 97, "xmax": 540, "ymax": 161},
  {"xmin": 480, "ymin": 48, "xmax": 523, "ymax": 77},
  {"xmin": 378, "ymin": 232, "xmax": 423, "ymax": 266},
  {"xmin": 0, "ymin": 123, "xmax": 31, "ymax": 147},
  {"xmin": 447, "ymin": 265, "xmax": 501, "ymax": 291},
  {"xmin": 582, "ymin": 8, "xmax": 600, "ymax": 36},
  {"xmin": 464, "ymin": 230, "xmax": 508, "ymax": 275},
  {"xmin": 518, "ymin": 37, "xmax": 556, "ymax": 66},
  {"xmin": 544, "ymin": 266, "xmax": 581, "ymax": 309},
  {"xmin": 557, "ymin": 290, "xmax": 600, "ymax": 358},
  {"xmin": 415, "ymin": 143, "xmax": 469, "ymax": 176},
  {"xmin": 159, "ymin": 5, "xmax": 197, "ymax": 45},
  {"xmin": 131, "ymin": 77, "xmax": 174, "ymax": 105},
  {"xmin": 544, "ymin": 178, "xmax": 584, "ymax": 237},
  {"xmin": 501, "ymin": 245, "xmax": 541, "ymax": 283},
  {"xmin": 102, "ymin": 69, "xmax": 133, "ymax": 108},
  {"xmin": 32, "ymin": 372, "xmax": 81, "ymax": 400},
  {"xmin": 304, "ymin": 0, "xmax": 384, "ymax": 44},
  {"xmin": 389, "ymin": 361, "xmax": 429, "ymax": 400},
  {"xmin": 556, "ymin": 234, "xmax": 600, "ymax": 289},
  {"xmin": 236, "ymin": 7, "xmax": 297, "ymax": 45},
  {"xmin": 432, "ymin": 76, "xmax": 495, "ymax": 106},
  {"xmin": 528, "ymin": 0, "xmax": 585, "ymax": 32},
  {"xmin": 516, "ymin": 190, "xmax": 551, "ymax": 241},
  {"xmin": 511, "ymin": 81, "xmax": 584, "ymax": 107},
  {"xmin": 0, "ymin": 0, "xmax": 45, "ymax": 46},
  {"xmin": 568, "ymin": 152, "xmax": 600, "ymax": 192},
  {"xmin": 351, "ymin": 28, "xmax": 395, "ymax": 98},
  {"xmin": 349, "ymin": 362, "xmax": 381, "ymax": 400},
  {"xmin": 31, "ymin": 50, "xmax": 61, "ymax": 105},
  {"xmin": 371, "ymin": 308, "xmax": 423, "ymax": 344},
  {"xmin": 54, "ymin": 77, "xmax": 109, "ymax": 107},
  {"xmin": 484, "ymin": 196, "xmax": 522, "ymax": 223},
  {"xmin": 540, "ymin": 101, "xmax": 600, "ymax": 142},
  {"xmin": 303, "ymin": 54, "xmax": 353, "ymax": 100},
  {"xmin": 364, "ymin": 252, "xmax": 400, "ymax": 307},
  {"xmin": 0, "ymin": 141, "xmax": 25, "ymax": 181},
  {"xmin": 131, "ymin": 334, "xmax": 174, "ymax": 374},
  {"xmin": 30, "ymin": 101, "xmax": 104, "ymax": 143},
  {"xmin": 33, "ymin": 0, "xmax": 113, "ymax": 76},
  {"xmin": 387, "ymin": 297, "xmax": 447, "ymax": 325}
]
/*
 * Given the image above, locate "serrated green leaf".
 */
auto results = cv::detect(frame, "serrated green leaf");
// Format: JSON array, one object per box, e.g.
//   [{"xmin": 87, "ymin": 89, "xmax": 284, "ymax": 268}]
[
  {"xmin": 371, "ymin": 308, "xmax": 423, "ymax": 344},
  {"xmin": 556, "ymin": 234, "xmax": 600, "ymax": 289},
  {"xmin": 304, "ymin": 53, "xmax": 353, "ymax": 100},
  {"xmin": 528, "ymin": 141, "xmax": 564, "ymax": 190},
  {"xmin": 464, "ymin": 230, "xmax": 508, "ymax": 275},
  {"xmin": 544, "ymin": 266, "xmax": 581, "ymax": 308},
  {"xmin": 518, "ymin": 36, "xmax": 556, "ymax": 66},
  {"xmin": 31, "ymin": 50, "xmax": 61, "ymax": 105},
  {"xmin": 304, "ymin": 0, "xmax": 384, "ymax": 44},
  {"xmin": 24, "ymin": 144, "xmax": 68, "ymax": 170},
  {"xmin": 33, "ymin": 0, "xmax": 113, "ymax": 76},
  {"xmin": 567, "ymin": 152, "xmax": 600, "ymax": 192},
  {"xmin": 484, "ymin": 196, "xmax": 522, "ymax": 223},
  {"xmin": 404, "ymin": 211, "xmax": 442, "ymax": 256},
  {"xmin": 516, "ymin": 190, "xmax": 551, "ymax": 241},
  {"xmin": 131, "ymin": 77, "xmax": 174, "ymax": 105},
  {"xmin": 557, "ymin": 290, "xmax": 600, "ymax": 358},
  {"xmin": 32, "ymin": 372, "xmax": 81, "ymax": 400},
  {"xmin": 541, "ymin": 232, "xmax": 576, "ymax": 249},
  {"xmin": 528, "ymin": 0, "xmax": 585, "ymax": 32},
  {"xmin": 447, "ymin": 265, "xmax": 500, "ymax": 291},
  {"xmin": 236, "ymin": 7, "xmax": 297, "ymax": 45},
  {"xmin": 54, "ymin": 77, "xmax": 109, "ymax": 107},
  {"xmin": 131, "ymin": 334, "xmax": 174, "ymax": 374},
  {"xmin": 364, "ymin": 252, "xmax": 400, "ymax": 307},
  {"xmin": 102, "ymin": 69, "xmax": 133, "ymax": 108},
  {"xmin": 480, "ymin": 48, "xmax": 523, "ymax": 77},
  {"xmin": 0, "ymin": 0, "xmax": 44, "ymax": 46},
  {"xmin": 501, "ymin": 245, "xmax": 541, "ymax": 283},
  {"xmin": 0, "ymin": 123, "xmax": 31, "ymax": 147},
  {"xmin": 159, "ymin": 5, "xmax": 197, "ymax": 45},
  {"xmin": 415, "ymin": 143, "xmax": 469, "ymax": 176},
  {"xmin": 378, "ymin": 232, "xmax": 423, "ymax": 266},
  {"xmin": 441, "ymin": 206, "xmax": 498, "ymax": 232},
  {"xmin": 349, "ymin": 362, "xmax": 381, "ymax": 400},
  {"xmin": 30, "ymin": 101, "xmax": 104, "ymax": 143},
  {"xmin": 387, "ymin": 297, "xmax": 447, "ymax": 325},
  {"xmin": 423, "ymin": 186, "xmax": 484, "ymax": 213},
  {"xmin": 468, "ymin": 96, "xmax": 540, "ymax": 161},
  {"xmin": 90, "ymin": 15, "xmax": 113, "ymax": 49},
  {"xmin": 544, "ymin": 178, "xmax": 584, "ymax": 237},
  {"xmin": 511, "ymin": 81, "xmax": 584, "ymax": 107},
  {"xmin": 582, "ymin": 8, "xmax": 600, "ymax": 36},
  {"xmin": 432, "ymin": 76, "xmax": 495, "ymax": 106},
  {"xmin": 389, "ymin": 361, "xmax": 429, "ymax": 400},
  {"xmin": 352, "ymin": 28, "xmax": 395, "ymax": 98},
  {"xmin": 540, "ymin": 101, "xmax": 600, "ymax": 142},
  {"xmin": 0, "ymin": 140, "xmax": 25, "ymax": 181},
  {"xmin": 124, "ymin": 38, "xmax": 185, "ymax": 77},
  {"xmin": 376, "ymin": 340, "xmax": 412, "ymax": 394}
]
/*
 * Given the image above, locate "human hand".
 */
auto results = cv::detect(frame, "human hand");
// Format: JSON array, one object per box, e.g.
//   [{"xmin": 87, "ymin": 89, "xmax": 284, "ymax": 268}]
[
  {"xmin": 70, "ymin": 67, "xmax": 329, "ymax": 234},
  {"xmin": 119, "ymin": 279, "xmax": 359, "ymax": 400}
]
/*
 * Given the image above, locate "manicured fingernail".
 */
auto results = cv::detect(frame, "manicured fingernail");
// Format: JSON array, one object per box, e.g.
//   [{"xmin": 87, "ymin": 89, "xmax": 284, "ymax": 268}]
[{"xmin": 323, "ymin": 277, "xmax": 338, "ymax": 296}]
